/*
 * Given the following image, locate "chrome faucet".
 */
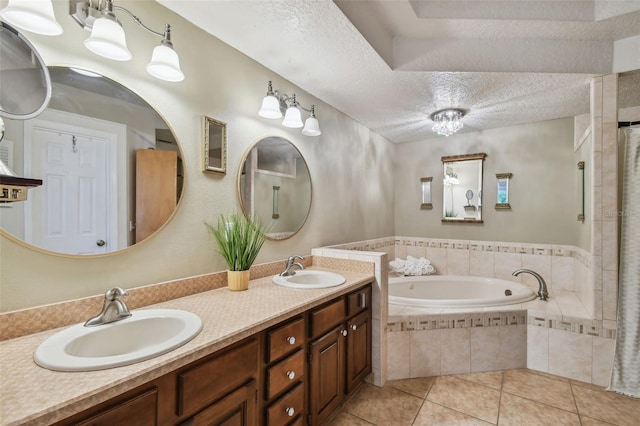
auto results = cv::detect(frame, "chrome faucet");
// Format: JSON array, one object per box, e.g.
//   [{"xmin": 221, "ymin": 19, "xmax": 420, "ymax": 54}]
[
  {"xmin": 512, "ymin": 269, "xmax": 549, "ymax": 301},
  {"xmin": 85, "ymin": 287, "xmax": 132, "ymax": 327},
  {"xmin": 280, "ymin": 255, "xmax": 305, "ymax": 277}
]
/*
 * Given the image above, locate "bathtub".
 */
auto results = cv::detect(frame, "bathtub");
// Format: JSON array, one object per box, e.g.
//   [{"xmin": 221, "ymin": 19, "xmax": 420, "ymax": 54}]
[{"xmin": 389, "ymin": 275, "xmax": 537, "ymax": 308}]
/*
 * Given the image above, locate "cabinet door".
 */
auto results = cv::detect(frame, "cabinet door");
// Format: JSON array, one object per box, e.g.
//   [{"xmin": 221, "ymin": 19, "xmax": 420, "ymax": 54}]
[
  {"xmin": 182, "ymin": 380, "xmax": 257, "ymax": 426},
  {"xmin": 309, "ymin": 327, "xmax": 345, "ymax": 426},
  {"xmin": 346, "ymin": 310, "xmax": 372, "ymax": 394},
  {"xmin": 74, "ymin": 388, "xmax": 157, "ymax": 426}
]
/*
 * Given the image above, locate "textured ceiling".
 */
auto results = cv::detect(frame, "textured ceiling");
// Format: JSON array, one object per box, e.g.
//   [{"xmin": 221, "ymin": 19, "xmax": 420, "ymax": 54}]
[{"xmin": 158, "ymin": 0, "xmax": 640, "ymax": 143}]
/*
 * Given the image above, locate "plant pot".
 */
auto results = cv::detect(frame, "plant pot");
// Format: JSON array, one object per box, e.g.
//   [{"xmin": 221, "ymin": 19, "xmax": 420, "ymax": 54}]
[{"xmin": 227, "ymin": 270, "xmax": 250, "ymax": 291}]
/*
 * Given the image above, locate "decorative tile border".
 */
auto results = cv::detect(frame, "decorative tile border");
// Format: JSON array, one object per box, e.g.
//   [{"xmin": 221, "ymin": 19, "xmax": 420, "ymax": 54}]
[
  {"xmin": 528, "ymin": 314, "xmax": 616, "ymax": 339},
  {"xmin": 327, "ymin": 237, "xmax": 593, "ymax": 273},
  {"xmin": 388, "ymin": 311, "xmax": 527, "ymax": 332},
  {"xmin": 388, "ymin": 310, "xmax": 615, "ymax": 339}
]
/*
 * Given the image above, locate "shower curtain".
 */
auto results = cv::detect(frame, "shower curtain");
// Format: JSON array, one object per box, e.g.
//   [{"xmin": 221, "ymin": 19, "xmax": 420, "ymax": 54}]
[{"xmin": 609, "ymin": 126, "xmax": 640, "ymax": 398}]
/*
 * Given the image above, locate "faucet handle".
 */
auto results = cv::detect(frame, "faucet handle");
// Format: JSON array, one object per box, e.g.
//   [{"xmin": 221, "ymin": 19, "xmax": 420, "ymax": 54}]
[
  {"xmin": 287, "ymin": 255, "xmax": 305, "ymax": 264},
  {"xmin": 105, "ymin": 287, "xmax": 128, "ymax": 301}
]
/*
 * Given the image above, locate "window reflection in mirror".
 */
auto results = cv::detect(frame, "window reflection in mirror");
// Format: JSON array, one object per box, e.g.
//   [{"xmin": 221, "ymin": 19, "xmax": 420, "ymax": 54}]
[
  {"xmin": 0, "ymin": 67, "xmax": 184, "ymax": 255},
  {"xmin": 442, "ymin": 153, "xmax": 486, "ymax": 223},
  {"xmin": 238, "ymin": 136, "xmax": 311, "ymax": 240}
]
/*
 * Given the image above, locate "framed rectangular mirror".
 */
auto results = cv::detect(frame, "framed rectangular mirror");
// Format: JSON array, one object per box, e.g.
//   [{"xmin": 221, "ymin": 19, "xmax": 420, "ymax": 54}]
[
  {"xmin": 442, "ymin": 153, "xmax": 486, "ymax": 223},
  {"xmin": 202, "ymin": 116, "xmax": 227, "ymax": 174},
  {"xmin": 420, "ymin": 177, "xmax": 433, "ymax": 209},
  {"xmin": 495, "ymin": 173, "xmax": 512, "ymax": 209}
]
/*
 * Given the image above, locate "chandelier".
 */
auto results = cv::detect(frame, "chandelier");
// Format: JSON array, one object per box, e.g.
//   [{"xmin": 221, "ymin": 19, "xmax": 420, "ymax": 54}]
[{"xmin": 430, "ymin": 108, "xmax": 466, "ymax": 137}]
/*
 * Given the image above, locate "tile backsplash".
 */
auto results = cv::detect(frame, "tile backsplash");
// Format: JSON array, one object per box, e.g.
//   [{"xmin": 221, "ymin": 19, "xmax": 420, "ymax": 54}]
[{"xmin": 0, "ymin": 256, "xmax": 372, "ymax": 341}]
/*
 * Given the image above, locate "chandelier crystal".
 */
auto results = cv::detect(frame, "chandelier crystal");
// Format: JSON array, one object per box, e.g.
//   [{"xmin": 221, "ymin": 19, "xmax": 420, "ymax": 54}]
[{"xmin": 430, "ymin": 108, "xmax": 466, "ymax": 137}]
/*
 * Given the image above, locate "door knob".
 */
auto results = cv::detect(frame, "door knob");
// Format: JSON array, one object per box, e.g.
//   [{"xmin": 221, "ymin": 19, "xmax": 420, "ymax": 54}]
[{"xmin": 96, "ymin": 240, "xmax": 106, "ymax": 247}]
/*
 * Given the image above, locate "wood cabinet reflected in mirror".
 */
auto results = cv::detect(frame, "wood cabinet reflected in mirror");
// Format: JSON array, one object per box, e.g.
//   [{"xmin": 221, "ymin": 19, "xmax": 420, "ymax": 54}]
[
  {"xmin": 0, "ymin": 67, "xmax": 185, "ymax": 256},
  {"xmin": 202, "ymin": 116, "xmax": 226, "ymax": 174},
  {"xmin": 238, "ymin": 136, "xmax": 312, "ymax": 240},
  {"xmin": 442, "ymin": 153, "xmax": 486, "ymax": 223}
]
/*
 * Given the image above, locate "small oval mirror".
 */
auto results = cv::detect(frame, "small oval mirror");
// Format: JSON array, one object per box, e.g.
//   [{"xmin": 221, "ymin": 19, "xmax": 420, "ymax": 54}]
[
  {"xmin": 238, "ymin": 136, "xmax": 312, "ymax": 240},
  {"xmin": 0, "ymin": 22, "xmax": 51, "ymax": 119}
]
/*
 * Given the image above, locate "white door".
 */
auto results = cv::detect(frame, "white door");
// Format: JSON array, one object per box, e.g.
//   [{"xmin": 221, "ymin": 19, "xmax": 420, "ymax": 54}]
[{"xmin": 29, "ymin": 128, "xmax": 110, "ymax": 254}]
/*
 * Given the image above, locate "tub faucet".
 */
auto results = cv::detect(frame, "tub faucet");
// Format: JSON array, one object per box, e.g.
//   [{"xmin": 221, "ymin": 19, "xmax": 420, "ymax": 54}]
[
  {"xmin": 512, "ymin": 269, "xmax": 549, "ymax": 301},
  {"xmin": 84, "ymin": 287, "xmax": 132, "ymax": 327},
  {"xmin": 280, "ymin": 255, "xmax": 305, "ymax": 277}
]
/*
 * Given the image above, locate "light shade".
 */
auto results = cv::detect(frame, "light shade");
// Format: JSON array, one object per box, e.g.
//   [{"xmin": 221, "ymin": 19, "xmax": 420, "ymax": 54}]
[
  {"xmin": 430, "ymin": 108, "xmax": 465, "ymax": 137},
  {"xmin": 282, "ymin": 106, "xmax": 303, "ymax": 128},
  {"xmin": 259, "ymin": 95, "xmax": 282, "ymax": 119},
  {"xmin": 84, "ymin": 14, "xmax": 132, "ymax": 61},
  {"xmin": 146, "ymin": 43, "xmax": 184, "ymax": 82},
  {"xmin": 302, "ymin": 116, "xmax": 321, "ymax": 136},
  {"xmin": 0, "ymin": 0, "xmax": 63, "ymax": 36}
]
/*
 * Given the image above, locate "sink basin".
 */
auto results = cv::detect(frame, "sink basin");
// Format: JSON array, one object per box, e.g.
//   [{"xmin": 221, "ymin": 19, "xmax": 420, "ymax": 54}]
[
  {"xmin": 34, "ymin": 309, "xmax": 202, "ymax": 372},
  {"xmin": 272, "ymin": 270, "xmax": 346, "ymax": 289}
]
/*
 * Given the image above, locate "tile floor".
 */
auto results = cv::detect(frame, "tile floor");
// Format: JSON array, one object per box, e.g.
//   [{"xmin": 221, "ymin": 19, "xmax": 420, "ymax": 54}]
[{"xmin": 328, "ymin": 369, "xmax": 640, "ymax": 426}]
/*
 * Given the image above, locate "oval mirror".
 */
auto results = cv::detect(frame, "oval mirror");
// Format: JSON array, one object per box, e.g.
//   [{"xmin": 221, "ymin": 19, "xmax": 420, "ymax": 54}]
[
  {"xmin": 0, "ymin": 66, "xmax": 184, "ymax": 255},
  {"xmin": 0, "ymin": 22, "xmax": 51, "ymax": 120},
  {"xmin": 238, "ymin": 136, "xmax": 311, "ymax": 240}
]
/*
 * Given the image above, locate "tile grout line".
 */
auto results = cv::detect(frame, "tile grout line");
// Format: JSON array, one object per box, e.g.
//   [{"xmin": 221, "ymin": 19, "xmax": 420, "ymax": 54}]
[{"xmin": 496, "ymin": 371, "xmax": 505, "ymax": 425}]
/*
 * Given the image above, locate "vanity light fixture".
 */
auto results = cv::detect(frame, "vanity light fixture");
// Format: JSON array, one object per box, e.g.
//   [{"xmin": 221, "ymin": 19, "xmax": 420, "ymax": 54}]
[
  {"xmin": 0, "ymin": 0, "xmax": 63, "ymax": 36},
  {"xmin": 0, "ymin": 0, "xmax": 185, "ymax": 81},
  {"xmin": 70, "ymin": 0, "xmax": 184, "ymax": 82},
  {"xmin": 259, "ymin": 81, "xmax": 321, "ymax": 136},
  {"xmin": 430, "ymin": 108, "xmax": 466, "ymax": 137}
]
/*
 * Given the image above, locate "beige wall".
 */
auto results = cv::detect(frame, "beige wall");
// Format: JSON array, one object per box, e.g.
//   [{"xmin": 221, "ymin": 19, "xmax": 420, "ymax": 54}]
[
  {"xmin": 0, "ymin": 0, "xmax": 395, "ymax": 311},
  {"xmin": 393, "ymin": 118, "xmax": 578, "ymax": 244}
]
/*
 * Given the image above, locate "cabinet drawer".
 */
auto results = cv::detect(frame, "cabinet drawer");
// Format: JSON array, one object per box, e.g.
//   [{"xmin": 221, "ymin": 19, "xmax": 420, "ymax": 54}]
[
  {"xmin": 178, "ymin": 338, "xmax": 258, "ymax": 416},
  {"xmin": 266, "ymin": 383, "xmax": 304, "ymax": 426},
  {"xmin": 267, "ymin": 317, "xmax": 305, "ymax": 363},
  {"xmin": 347, "ymin": 285, "xmax": 371, "ymax": 317},
  {"xmin": 267, "ymin": 350, "xmax": 304, "ymax": 399},
  {"xmin": 309, "ymin": 298, "xmax": 346, "ymax": 339},
  {"xmin": 76, "ymin": 388, "xmax": 157, "ymax": 426}
]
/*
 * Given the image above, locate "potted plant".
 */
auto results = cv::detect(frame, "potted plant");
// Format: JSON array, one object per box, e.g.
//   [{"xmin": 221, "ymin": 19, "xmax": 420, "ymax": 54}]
[{"xmin": 206, "ymin": 212, "xmax": 268, "ymax": 291}]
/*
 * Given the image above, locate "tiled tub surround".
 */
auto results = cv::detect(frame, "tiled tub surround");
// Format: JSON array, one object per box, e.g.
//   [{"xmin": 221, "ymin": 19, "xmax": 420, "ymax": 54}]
[
  {"xmin": 0, "ymin": 260, "xmax": 374, "ymax": 426},
  {"xmin": 322, "ymin": 236, "xmax": 617, "ymax": 387}
]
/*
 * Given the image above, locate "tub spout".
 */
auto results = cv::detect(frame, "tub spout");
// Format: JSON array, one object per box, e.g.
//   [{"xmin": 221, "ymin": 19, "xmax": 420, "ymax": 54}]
[{"xmin": 512, "ymin": 269, "xmax": 548, "ymax": 301}]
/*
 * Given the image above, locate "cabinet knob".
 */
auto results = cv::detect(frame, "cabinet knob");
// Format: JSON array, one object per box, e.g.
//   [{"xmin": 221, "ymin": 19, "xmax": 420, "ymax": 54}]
[
  {"xmin": 351, "ymin": 324, "xmax": 357, "ymax": 331},
  {"xmin": 286, "ymin": 336, "xmax": 296, "ymax": 345},
  {"xmin": 285, "ymin": 407, "xmax": 295, "ymax": 417},
  {"xmin": 341, "ymin": 329, "xmax": 348, "ymax": 337},
  {"xmin": 286, "ymin": 371, "xmax": 296, "ymax": 380}
]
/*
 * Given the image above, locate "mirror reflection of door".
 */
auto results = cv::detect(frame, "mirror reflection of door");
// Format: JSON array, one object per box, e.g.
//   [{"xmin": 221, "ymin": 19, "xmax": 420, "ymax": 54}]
[{"xmin": 24, "ymin": 110, "xmax": 123, "ymax": 255}]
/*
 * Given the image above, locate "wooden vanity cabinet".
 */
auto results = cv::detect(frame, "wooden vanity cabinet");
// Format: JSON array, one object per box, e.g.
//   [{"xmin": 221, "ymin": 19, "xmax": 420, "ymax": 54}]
[
  {"xmin": 52, "ymin": 282, "xmax": 372, "ymax": 426},
  {"xmin": 53, "ymin": 337, "xmax": 260, "ymax": 426},
  {"xmin": 308, "ymin": 284, "xmax": 372, "ymax": 426}
]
